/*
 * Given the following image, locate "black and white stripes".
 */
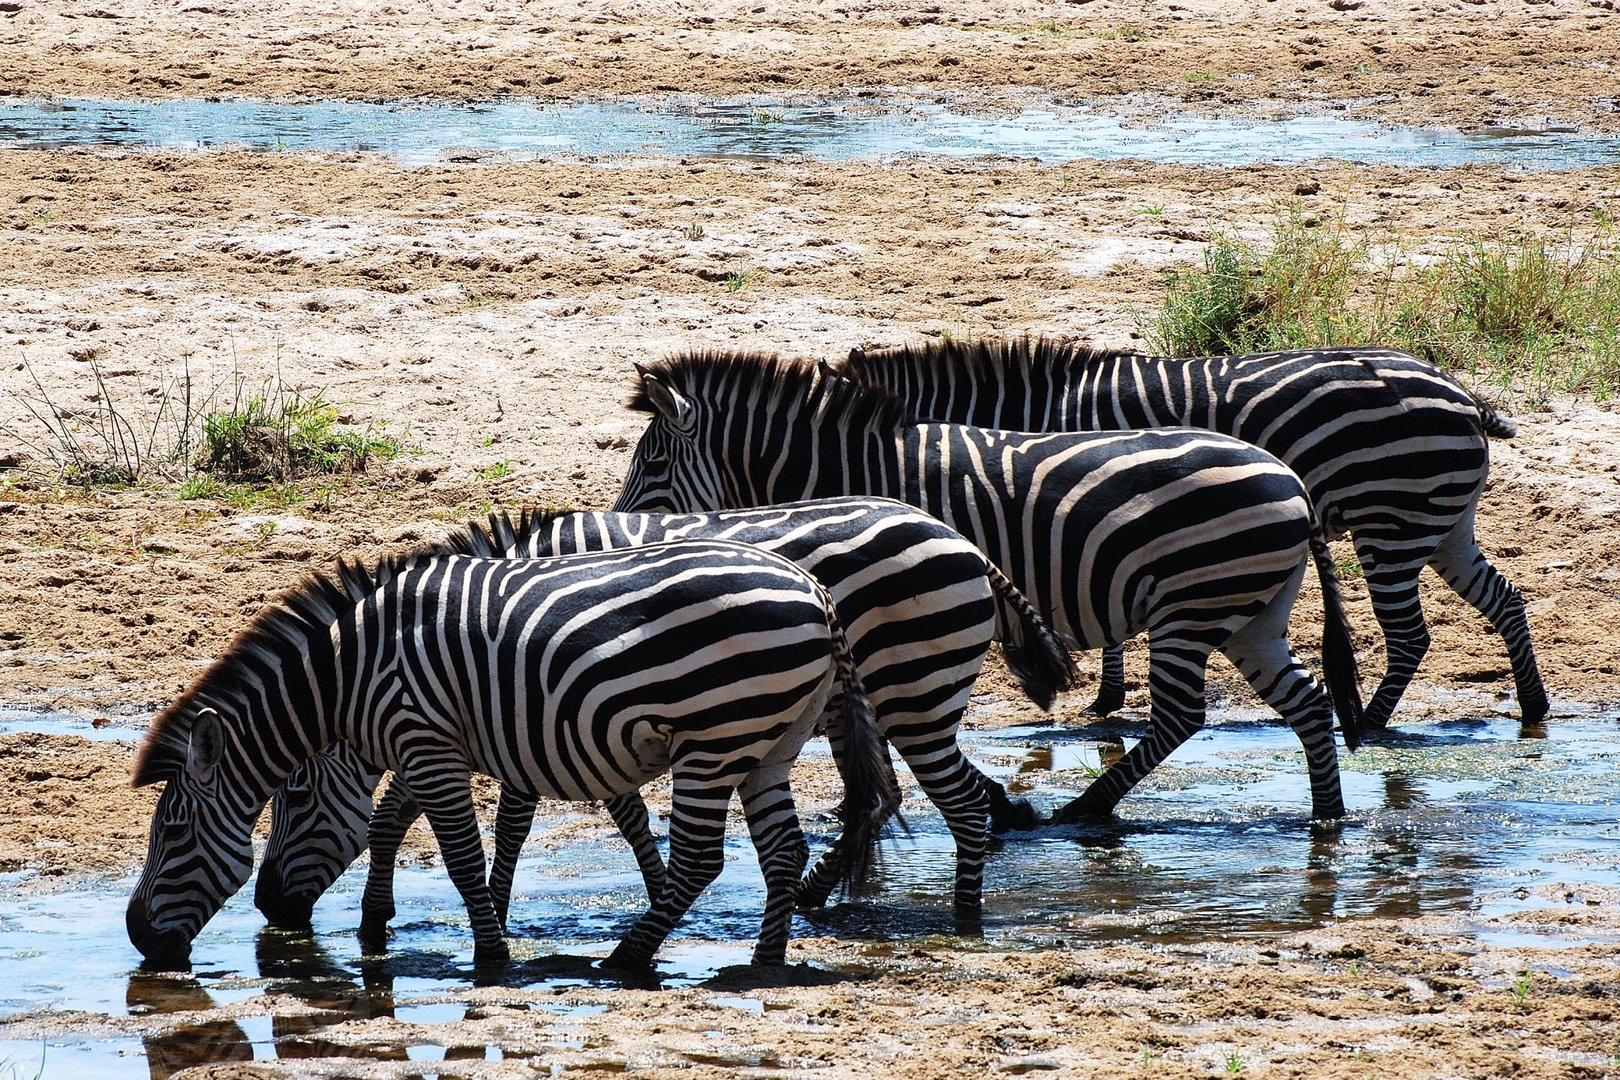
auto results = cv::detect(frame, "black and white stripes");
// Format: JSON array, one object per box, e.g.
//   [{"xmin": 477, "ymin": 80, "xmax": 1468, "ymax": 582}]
[
  {"xmin": 128, "ymin": 539, "xmax": 889, "ymax": 969},
  {"xmin": 613, "ymin": 350, "xmax": 1364, "ymax": 824},
  {"xmin": 841, "ymin": 338, "xmax": 1545, "ymax": 728}
]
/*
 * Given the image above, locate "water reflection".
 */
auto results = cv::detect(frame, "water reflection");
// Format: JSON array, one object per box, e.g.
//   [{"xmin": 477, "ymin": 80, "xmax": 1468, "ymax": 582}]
[{"xmin": 126, "ymin": 974, "xmax": 252, "ymax": 1078}]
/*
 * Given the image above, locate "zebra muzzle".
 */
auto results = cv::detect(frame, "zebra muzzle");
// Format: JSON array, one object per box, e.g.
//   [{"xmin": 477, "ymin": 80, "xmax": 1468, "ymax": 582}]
[{"xmin": 125, "ymin": 896, "xmax": 194, "ymax": 970}]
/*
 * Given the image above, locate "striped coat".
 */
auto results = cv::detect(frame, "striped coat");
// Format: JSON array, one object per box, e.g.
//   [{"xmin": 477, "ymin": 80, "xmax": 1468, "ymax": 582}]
[
  {"xmin": 256, "ymin": 499, "xmax": 1073, "ymax": 936},
  {"xmin": 127, "ymin": 539, "xmax": 888, "ymax": 970},
  {"xmin": 612, "ymin": 350, "xmax": 1364, "ymax": 824},
  {"xmin": 841, "ymin": 338, "xmax": 1546, "ymax": 728}
]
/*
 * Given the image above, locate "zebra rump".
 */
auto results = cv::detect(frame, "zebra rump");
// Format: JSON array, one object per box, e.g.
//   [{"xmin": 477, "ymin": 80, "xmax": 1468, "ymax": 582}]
[{"xmin": 128, "ymin": 538, "xmax": 888, "ymax": 970}]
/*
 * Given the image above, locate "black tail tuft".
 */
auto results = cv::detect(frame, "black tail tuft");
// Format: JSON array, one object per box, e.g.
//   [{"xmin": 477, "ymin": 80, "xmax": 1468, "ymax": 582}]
[
  {"xmin": 821, "ymin": 597, "xmax": 892, "ymax": 894},
  {"xmin": 1310, "ymin": 535, "xmax": 1365, "ymax": 751},
  {"xmin": 984, "ymin": 561, "xmax": 1075, "ymax": 710},
  {"xmin": 1474, "ymin": 393, "xmax": 1519, "ymax": 439}
]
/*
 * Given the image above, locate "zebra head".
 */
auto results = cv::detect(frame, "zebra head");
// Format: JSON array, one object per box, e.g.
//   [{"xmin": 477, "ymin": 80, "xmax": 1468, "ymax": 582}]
[
  {"xmin": 611, "ymin": 362, "xmax": 727, "ymax": 513},
  {"xmin": 126, "ymin": 706, "xmax": 258, "ymax": 969},
  {"xmin": 255, "ymin": 742, "xmax": 384, "ymax": 930}
]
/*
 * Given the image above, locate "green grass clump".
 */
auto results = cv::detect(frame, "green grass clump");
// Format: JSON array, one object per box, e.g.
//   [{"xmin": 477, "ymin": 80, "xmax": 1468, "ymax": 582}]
[
  {"xmin": 1140, "ymin": 210, "xmax": 1620, "ymax": 404},
  {"xmin": 201, "ymin": 380, "xmax": 401, "ymax": 482}
]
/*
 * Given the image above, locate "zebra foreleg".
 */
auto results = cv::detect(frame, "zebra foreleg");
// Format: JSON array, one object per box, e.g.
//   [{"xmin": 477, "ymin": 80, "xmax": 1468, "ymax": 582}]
[
  {"xmin": 407, "ymin": 761, "xmax": 509, "ymax": 968},
  {"xmin": 358, "ymin": 775, "xmax": 422, "ymax": 952},
  {"xmin": 1052, "ymin": 639, "xmax": 1210, "ymax": 824},
  {"xmin": 604, "ymin": 791, "xmax": 667, "ymax": 903},
  {"xmin": 1090, "ymin": 644, "xmax": 1127, "ymax": 716},
  {"xmin": 488, "ymin": 787, "xmax": 540, "ymax": 930},
  {"xmin": 738, "ymin": 768, "xmax": 809, "ymax": 966},
  {"xmin": 604, "ymin": 775, "xmax": 731, "ymax": 970}
]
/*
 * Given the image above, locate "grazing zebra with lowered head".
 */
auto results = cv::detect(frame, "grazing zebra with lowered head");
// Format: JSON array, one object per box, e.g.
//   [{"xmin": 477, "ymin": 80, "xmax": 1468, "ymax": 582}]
[
  {"xmin": 612, "ymin": 350, "xmax": 1365, "ymax": 825},
  {"xmin": 127, "ymin": 538, "xmax": 890, "ymax": 970},
  {"xmin": 840, "ymin": 338, "xmax": 1546, "ymax": 729},
  {"xmin": 256, "ymin": 498, "xmax": 1075, "ymax": 936}
]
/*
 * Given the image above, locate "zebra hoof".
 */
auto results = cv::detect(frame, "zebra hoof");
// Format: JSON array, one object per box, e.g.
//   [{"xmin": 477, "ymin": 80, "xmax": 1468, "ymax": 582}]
[
  {"xmin": 356, "ymin": 921, "xmax": 390, "ymax": 955},
  {"xmin": 1520, "ymin": 690, "xmax": 1551, "ymax": 725},
  {"xmin": 1050, "ymin": 796, "xmax": 1113, "ymax": 826},
  {"xmin": 473, "ymin": 938, "xmax": 510, "ymax": 969},
  {"xmin": 601, "ymin": 942, "xmax": 655, "ymax": 972},
  {"xmin": 989, "ymin": 797, "xmax": 1041, "ymax": 834}
]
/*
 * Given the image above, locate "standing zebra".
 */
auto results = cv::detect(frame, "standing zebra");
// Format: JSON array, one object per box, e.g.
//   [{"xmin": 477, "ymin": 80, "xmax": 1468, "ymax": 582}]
[
  {"xmin": 256, "ymin": 498, "xmax": 1075, "ymax": 936},
  {"xmin": 840, "ymin": 338, "xmax": 1546, "ymax": 728},
  {"xmin": 612, "ymin": 350, "xmax": 1364, "ymax": 824},
  {"xmin": 127, "ymin": 539, "xmax": 890, "ymax": 970}
]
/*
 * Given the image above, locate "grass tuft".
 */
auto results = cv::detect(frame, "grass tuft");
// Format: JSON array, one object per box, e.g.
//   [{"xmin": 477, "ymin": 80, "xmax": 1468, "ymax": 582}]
[{"xmin": 1139, "ymin": 210, "xmax": 1620, "ymax": 405}]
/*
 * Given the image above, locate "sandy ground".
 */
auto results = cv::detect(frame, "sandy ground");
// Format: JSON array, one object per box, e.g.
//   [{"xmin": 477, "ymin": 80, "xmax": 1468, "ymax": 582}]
[{"xmin": 2, "ymin": 0, "xmax": 1620, "ymax": 1075}]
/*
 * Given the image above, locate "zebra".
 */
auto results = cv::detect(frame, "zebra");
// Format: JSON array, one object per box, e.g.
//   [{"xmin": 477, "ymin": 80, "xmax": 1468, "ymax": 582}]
[
  {"xmin": 255, "ymin": 498, "xmax": 1077, "ymax": 936},
  {"xmin": 127, "ymin": 538, "xmax": 891, "ymax": 970},
  {"xmin": 839, "ymin": 337, "xmax": 1547, "ymax": 729},
  {"xmin": 612, "ymin": 350, "xmax": 1366, "ymax": 824}
]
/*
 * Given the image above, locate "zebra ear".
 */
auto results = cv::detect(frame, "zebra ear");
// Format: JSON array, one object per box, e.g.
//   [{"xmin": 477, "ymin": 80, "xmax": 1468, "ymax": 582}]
[
  {"xmin": 187, "ymin": 707, "xmax": 224, "ymax": 786},
  {"xmin": 637, "ymin": 369, "xmax": 694, "ymax": 427}
]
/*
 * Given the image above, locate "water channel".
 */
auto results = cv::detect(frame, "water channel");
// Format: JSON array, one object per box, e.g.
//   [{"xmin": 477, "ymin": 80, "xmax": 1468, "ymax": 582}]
[
  {"xmin": 1, "ymin": 706, "xmax": 1615, "ymax": 1077},
  {"xmin": 2, "ymin": 96, "xmax": 1617, "ymax": 168}
]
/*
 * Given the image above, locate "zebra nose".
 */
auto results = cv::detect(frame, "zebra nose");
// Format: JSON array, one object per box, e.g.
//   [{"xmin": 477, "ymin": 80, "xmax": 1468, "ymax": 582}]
[
  {"xmin": 253, "ymin": 863, "xmax": 315, "ymax": 930},
  {"xmin": 125, "ymin": 895, "xmax": 192, "ymax": 969}
]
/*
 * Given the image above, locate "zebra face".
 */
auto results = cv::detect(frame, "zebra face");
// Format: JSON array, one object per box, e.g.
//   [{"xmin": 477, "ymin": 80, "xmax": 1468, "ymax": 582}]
[
  {"xmin": 613, "ymin": 373, "xmax": 725, "ymax": 513},
  {"xmin": 255, "ymin": 745, "xmax": 381, "ymax": 929},
  {"xmin": 127, "ymin": 712, "xmax": 256, "ymax": 968}
]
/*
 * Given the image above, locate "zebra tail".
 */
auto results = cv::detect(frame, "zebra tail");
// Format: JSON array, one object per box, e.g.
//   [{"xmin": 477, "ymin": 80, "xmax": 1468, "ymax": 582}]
[
  {"xmin": 986, "ymin": 561, "xmax": 1077, "ymax": 710},
  {"xmin": 1310, "ymin": 535, "xmax": 1365, "ymax": 752},
  {"xmin": 823, "ymin": 601, "xmax": 892, "ymax": 894},
  {"xmin": 1473, "ymin": 393, "xmax": 1519, "ymax": 439}
]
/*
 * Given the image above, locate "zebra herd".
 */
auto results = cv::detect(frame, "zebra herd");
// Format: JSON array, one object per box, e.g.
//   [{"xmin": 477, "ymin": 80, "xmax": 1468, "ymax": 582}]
[{"xmin": 127, "ymin": 340, "xmax": 1541, "ymax": 971}]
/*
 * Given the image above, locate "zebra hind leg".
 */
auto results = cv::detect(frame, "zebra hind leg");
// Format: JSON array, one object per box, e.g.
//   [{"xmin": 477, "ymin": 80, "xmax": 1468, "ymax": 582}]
[
  {"xmin": 1354, "ymin": 535, "xmax": 1434, "ymax": 729},
  {"xmin": 796, "ymin": 720, "xmax": 903, "ymax": 911},
  {"xmin": 604, "ymin": 791, "xmax": 668, "ymax": 904},
  {"xmin": 1427, "ymin": 511, "xmax": 1550, "ymax": 724},
  {"xmin": 604, "ymin": 773, "xmax": 732, "ymax": 970},
  {"xmin": 488, "ymin": 787, "xmax": 540, "ymax": 931},
  {"xmin": 738, "ymin": 766, "xmax": 809, "ymax": 966},
  {"xmin": 358, "ymin": 774, "xmax": 423, "ymax": 953},
  {"xmin": 1051, "ymin": 634, "xmax": 1212, "ymax": 824},
  {"xmin": 899, "ymin": 736, "xmax": 992, "ymax": 934},
  {"xmin": 1219, "ymin": 595, "xmax": 1346, "ymax": 822}
]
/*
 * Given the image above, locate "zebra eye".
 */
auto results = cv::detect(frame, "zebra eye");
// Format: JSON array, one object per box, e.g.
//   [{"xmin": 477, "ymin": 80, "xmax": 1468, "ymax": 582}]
[{"xmin": 283, "ymin": 782, "xmax": 315, "ymax": 810}]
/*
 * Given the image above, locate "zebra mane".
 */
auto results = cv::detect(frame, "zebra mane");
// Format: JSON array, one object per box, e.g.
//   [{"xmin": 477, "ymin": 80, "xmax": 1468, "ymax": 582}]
[
  {"xmin": 628, "ymin": 349, "xmax": 918, "ymax": 431},
  {"xmin": 133, "ymin": 558, "xmax": 406, "ymax": 786},
  {"xmin": 842, "ymin": 335, "xmax": 1143, "ymax": 385},
  {"xmin": 135, "ymin": 505, "xmax": 594, "ymax": 786},
  {"xmin": 438, "ymin": 506, "xmax": 576, "ymax": 558}
]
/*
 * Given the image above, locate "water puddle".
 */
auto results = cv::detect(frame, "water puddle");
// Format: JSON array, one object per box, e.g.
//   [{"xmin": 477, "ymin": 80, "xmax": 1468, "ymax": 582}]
[
  {"xmin": 0, "ymin": 706, "xmax": 142, "ymax": 742},
  {"xmin": 1, "ymin": 708, "xmax": 1614, "ymax": 1076},
  {"xmin": 2, "ymin": 96, "xmax": 1617, "ymax": 168}
]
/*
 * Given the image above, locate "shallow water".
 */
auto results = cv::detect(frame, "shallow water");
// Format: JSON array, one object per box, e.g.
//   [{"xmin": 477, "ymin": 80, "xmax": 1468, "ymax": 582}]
[
  {"xmin": 1, "ymin": 708, "xmax": 1615, "ymax": 1077},
  {"xmin": 2, "ymin": 96, "xmax": 1617, "ymax": 168}
]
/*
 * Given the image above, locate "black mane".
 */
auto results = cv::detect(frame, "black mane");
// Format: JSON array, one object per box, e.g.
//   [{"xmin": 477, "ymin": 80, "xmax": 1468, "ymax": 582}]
[
  {"xmin": 628, "ymin": 349, "xmax": 919, "ymax": 432},
  {"xmin": 133, "ymin": 507, "xmax": 576, "ymax": 786},
  {"xmin": 843, "ymin": 335, "xmax": 1144, "ymax": 385}
]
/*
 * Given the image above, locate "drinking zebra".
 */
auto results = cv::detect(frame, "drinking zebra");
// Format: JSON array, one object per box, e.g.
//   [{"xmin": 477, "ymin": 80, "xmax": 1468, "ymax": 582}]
[
  {"xmin": 612, "ymin": 350, "xmax": 1366, "ymax": 824},
  {"xmin": 127, "ymin": 539, "xmax": 890, "ymax": 970},
  {"xmin": 839, "ymin": 338, "xmax": 1546, "ymax": 729},
  {"xmin": 255, "ymin": 498, "xmax": 1075, "ymax": 935}
]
